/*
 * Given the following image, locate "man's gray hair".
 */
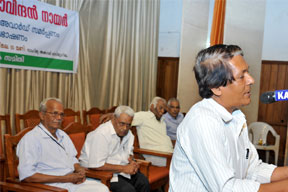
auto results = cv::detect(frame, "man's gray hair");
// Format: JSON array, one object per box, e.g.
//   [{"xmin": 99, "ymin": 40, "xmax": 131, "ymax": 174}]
[
  {"xmin": 39, "ymin": 97, "xmax": 63, "ymax": 112},
  {"xmin": 114, "ymin": 105, "xmax": 135, "ymax": 118},
  {"xmin": 167, "ymin": 98, "xmax": 180, "ymax": 106},
  {"xmin": 149, "ymin": 97, "xmax": 166, "ymax": 109}
]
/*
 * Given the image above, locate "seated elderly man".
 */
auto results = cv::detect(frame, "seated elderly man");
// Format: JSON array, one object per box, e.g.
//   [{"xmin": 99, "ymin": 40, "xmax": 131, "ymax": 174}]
[
  {"xmin": 79, "ymin": 105, "xmax": 149, "ymax": 192},
  {"xmin": 17, "ymin": 98, "xmax": 108, "ymax": 192},
  {"xmin": 132, "ymin": 96, "xmax": 173, "ymax": 167},
  {"xmin": 162, "ymin": 98, "xmax": 184, "ymax": 141}
]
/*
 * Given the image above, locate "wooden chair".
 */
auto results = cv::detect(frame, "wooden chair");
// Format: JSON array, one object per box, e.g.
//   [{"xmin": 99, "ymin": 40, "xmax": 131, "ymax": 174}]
[
  {"xmin": 105, "ymin": 106, "xmax": 117, "ymax": 113},
  {"xmin": 15, "ymin": 110, "xmax": 40, "ymax": 133},
  {"xmin": 4, "ymin": 127, "xmax": 68, "ymax": 192},
  {"xmin": 131, "ymin": 126, "xmax": 172, "ymax": 192},
  {"xmin": 62, "ymin": 122, "xmax": 113, "ymax": 188},
  {"xmin": 0, "ymin": 115, "xmax": 11, "ymax": 183},
  {"xmin": 62, "ymin": 108, "xmax": 81, "ymax": 128},
  {"xmin": 0, "ymin": 181, "xmax": 59, "ymax": 192},
  {"xmin": 82, "ymin": 108, "xmax": 105, "ymax": 131}
]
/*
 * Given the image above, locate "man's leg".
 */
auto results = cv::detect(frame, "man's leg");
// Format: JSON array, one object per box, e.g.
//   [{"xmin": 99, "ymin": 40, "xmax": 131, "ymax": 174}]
[
  {"xmin": 130, "ymin": 172, "xmax": 150, "ymax": 192},
  {"xmin": 75, "ymin": 178, "xmax": 109, "ymax": 192},
  {"xmin": 110, "ymin": 175, "xmax": 136, "ymax": 192}
]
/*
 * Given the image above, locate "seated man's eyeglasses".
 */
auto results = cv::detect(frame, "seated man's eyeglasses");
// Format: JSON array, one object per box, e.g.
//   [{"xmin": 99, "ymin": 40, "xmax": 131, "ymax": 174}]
[
  {"xmin": 45, "ymin": 111, "xmax": 65, "ymax": 118},
  {"xmin": 117, "ymin": 120, "xmax": 132, "ymax": 128}
]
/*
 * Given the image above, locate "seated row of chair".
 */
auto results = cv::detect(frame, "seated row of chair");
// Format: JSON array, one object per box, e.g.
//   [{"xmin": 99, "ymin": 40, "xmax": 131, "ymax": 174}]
[
  {"xmin": 0, "ymin": 106, "xmax": 116, "ymax": 189},
  {"xmin": 1, "ymin": 121, "xmax": 171, "ymax": 191},
  {"xmin": 6, "ymin": 106, "xmax": 117, "ymax": 134}
]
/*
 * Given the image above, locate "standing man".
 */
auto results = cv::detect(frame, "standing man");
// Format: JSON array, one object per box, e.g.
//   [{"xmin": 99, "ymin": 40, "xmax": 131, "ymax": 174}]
[
  {"xmin": 169, "ymin": 44, "xmax": 288, "ymax": 192},
  {"xmin": 162, "ymin": 98, "xmax": 184, "ymax": 141},
  {"xmin": 79, "ymin": 106, "xmax": 149, "ymax": 192},
  {"xmin": 132, "ymin": 97, "xmax": 173, "ymax": 167},
  {"xmin": 17, "ymin": 98, "xmax": 108, "ymax": 192}
]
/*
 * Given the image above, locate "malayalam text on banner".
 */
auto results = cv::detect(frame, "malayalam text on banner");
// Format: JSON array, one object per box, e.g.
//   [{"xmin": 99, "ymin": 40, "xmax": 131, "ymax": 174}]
[{"xmin": 0, "ymin": 0, "xmax": 79, "ymax": 73}]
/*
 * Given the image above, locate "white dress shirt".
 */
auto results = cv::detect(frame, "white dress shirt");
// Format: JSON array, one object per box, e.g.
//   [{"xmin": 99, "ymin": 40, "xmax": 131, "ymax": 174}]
[
  {"xmin": 132, "ymin": 111, "xmax": 173, "ymax": 166},
  {"xmin": 17, "ymin": 123, "xmax": 108, "ymax": 192},
  {"xmin": 169, "ymin": 98, "xmax": 276, "ymax": 192},
  {"xmin": 79, "ymin": 121, "xmax": 134, "ymax": 182}
]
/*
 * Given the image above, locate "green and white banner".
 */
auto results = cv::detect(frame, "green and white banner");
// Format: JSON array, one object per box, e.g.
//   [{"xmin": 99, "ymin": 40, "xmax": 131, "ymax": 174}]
[{"xmin": 0, "ymin": 0, "xmax": 79, "ymax": 73}]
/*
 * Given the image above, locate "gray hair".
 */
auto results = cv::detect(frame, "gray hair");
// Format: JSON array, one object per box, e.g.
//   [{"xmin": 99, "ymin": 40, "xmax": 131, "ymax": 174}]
[
  {"xmin": 194, "ymin": 44, "xmax": 243, "ymax": 98},
  {"xmin": 167, "ymin": 98, "xmax": 180, "ymax": 106},
  {"xmin": 114, "ymin": 105, "xmax": 135, "ymax": 118},
  {"xmin": 149, "ymin": 97, "xmax": 166, "ymax": 109},
  {"xmin": 39, "ymin": 97, "xmax": 63, "ymax": 112}
]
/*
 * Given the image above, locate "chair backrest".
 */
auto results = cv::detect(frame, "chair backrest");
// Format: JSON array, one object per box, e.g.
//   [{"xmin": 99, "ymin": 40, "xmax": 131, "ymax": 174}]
[
  {"xmin": 131, "ymin": 126, "xmax": 146, "ymax": 160},
  {"xmin": 248, "ymin": 122, "xmax": 280, "ymax": 145},
  {"xmin": 0, "ymin": 114, "xmax": 11, "ymax": 182},
  {"xmin": 0, "ymin": 115, "xmax": 11, "ymax": 153},
  {"xmin": 62, "ymin": 122, "xmax": 90, "ymax": 158},
  {"xmin": 15, "ymin": 110, "xmax": 40, "ymax": 134},
  {"xmin": 105, "ymin": 106, "xmax": 117, "ymax": 113},
  {"xmin": 82, "ymin": 108, "xmax": 105, "ymax": 131},
  {"xmin": 5, "ymin": 127, "xmax": 34, "ymax": 180},
  {"xmin": 62, "ymin": 108, "xmax": 81, "ymax": 128},
  {"xmin": 131, "ymin": 126, "xmax": 140, "ymax": 149}
]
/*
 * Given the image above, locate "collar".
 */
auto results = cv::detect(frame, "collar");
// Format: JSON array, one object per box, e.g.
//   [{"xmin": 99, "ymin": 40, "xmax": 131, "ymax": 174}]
[
  {"xmin": 206, "ymin": 98, "xmax": 246, "ymax": 136},
  {"xmin": 207, "ymin": 98, "xmax": 233, "ymax": 123},
  {"xmin": 106, "ymin": 120, "xmax": 131, "ymax": 144},
  {"xmin": 164, "ymin": 112, "xmax": 181, "ymax": 120},
  {"xmin": 147, "ymin": 110, "xmax": 163, "ymax": 122},
  {"xmin": 37, "ymin": 123, "xmax": 64, "ymax": 142}
]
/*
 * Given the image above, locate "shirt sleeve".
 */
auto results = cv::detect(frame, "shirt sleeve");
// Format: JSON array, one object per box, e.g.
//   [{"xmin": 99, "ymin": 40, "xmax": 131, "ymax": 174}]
[
  {"xmin": 131, "ymin": 112, "xmax": 143, "ymax": 126},
  {"xmin": 83, "ymin": 132, "xmax": 110, "ymax": 168},
  {"xmin": 180, "ymin": 114, "xmax": 262, "ymax": 192},
  {"xmin": 246, "ymin": 142, "xmax": 276, "ymax": 183},
  {"xmin": 16, "ymin": 132, "xmax": 40, "ymax": 181}
]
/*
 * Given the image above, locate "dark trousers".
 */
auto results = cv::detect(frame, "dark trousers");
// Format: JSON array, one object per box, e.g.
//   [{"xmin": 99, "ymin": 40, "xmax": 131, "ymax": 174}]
[{"xmin": 110, "ymin": 172, "xmax": 150, "ymax": 192}]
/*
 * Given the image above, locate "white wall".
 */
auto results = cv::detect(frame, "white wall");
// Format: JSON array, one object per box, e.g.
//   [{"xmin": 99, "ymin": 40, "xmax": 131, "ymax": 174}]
[
  {"xmin": 262, "ymin": 0, "xmax": 288, "ymax": 61},
  {"xmin": 224, "ymin": 0, "xmax": 266, "ymax": 124},
  {"xmin": 158, "ymin": 0, "xmax": 183, "ymax": 57},
  {"xmin": 177, "ymin": 0, "xmax": 210, "ymax": 112}
]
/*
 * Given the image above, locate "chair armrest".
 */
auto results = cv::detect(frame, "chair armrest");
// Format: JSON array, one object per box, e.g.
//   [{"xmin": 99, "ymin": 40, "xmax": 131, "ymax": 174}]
[
  {"xmin": 86, "ymin": 169, "xmax": 113, "ymax": 188},
  {"xmin": 135, "ymin": 159, "xmax": 151, "ymax": 177},
  {"xmin": 0, "ymin": 154, "xmax": 5, "ymax": 162},
  {"xmin": 0, "ymin": 181, "xmax": 51, "ymax": 192},
  {"xmin": 134, "ymin": 148, "xmax": 173, "ymax": 168},
  {"xmin": 6, "ymin": 178, "xmax": 68, "ymax": 192},
  {"xmin": 134, "ymin": 148, "xmax": 173, "ymax": 158}
]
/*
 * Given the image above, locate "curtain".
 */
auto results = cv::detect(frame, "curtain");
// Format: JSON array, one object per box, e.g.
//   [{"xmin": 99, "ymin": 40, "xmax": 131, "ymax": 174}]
[
  {"xmin": 210, "ymin": 0, "xmax": 226, "ymax": 45},
  {"xmin": 0, "ymin": 0, "xmax": 160, "ymax": 133}
]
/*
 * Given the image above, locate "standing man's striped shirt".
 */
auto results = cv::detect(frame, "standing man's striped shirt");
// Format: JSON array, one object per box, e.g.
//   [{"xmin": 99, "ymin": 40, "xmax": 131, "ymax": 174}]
[{"xmin": 169, "ymin": 98, "xmax": 276, "ymax": 192}]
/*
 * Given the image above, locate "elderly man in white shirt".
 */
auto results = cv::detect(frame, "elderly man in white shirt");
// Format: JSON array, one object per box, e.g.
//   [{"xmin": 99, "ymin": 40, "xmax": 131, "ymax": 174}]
[
  {"xmin": 79, "ymin": 105, "xmax": 149, "ymax": 192},
  {"xmin": 170, "ymin": 44, "xmax": 288, "ymax": 192},
  {"xmin": 132, "ymin": 97, "xmax": 173, "ymax": 167},
  {"xmin": 17, "ymin": 98, "xmax": 108, "ymax": 192}
]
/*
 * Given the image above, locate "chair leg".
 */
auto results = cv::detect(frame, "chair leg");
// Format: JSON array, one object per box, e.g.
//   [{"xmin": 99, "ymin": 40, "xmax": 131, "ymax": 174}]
[
  {"xmin": 265, "ymin": 151, "xmax": 270, "ymax": 163},
  {"xmin": 274, "ymin": 149, "xmax": 279, "ymax": 166},
  {"xmin": 164, "ymin": 182, "xmax": 169, "ymax": 192}
]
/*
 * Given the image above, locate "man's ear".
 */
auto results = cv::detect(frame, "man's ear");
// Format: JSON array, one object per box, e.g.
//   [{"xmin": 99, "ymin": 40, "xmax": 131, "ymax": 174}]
[
  {"xmin": 39, "ymin": 111, "xmax": 44, "ymax": 120},
  {"xmin": 211, "ymin": 87, "xmax": 222, "ymax": 96},
  {"xmin": 150, "ymin": 104, "xmax": 154, "ymax": 112}
]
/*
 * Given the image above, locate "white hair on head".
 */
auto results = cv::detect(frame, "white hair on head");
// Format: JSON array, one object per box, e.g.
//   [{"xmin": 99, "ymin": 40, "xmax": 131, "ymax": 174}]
[
  {"xmin": 114, "ymin": 105, "xmax": 135, "ymax": 118},
  {"xmin": 39, "ymin": 97, "xmax": 63, "ymax": 112},
  {"xmin": 167, "ymin": 98, "xmax": 180, "ymax": 106},
  {"xmin": 149, "ymin": 96, "xmax": 166, "ymax": 109}
]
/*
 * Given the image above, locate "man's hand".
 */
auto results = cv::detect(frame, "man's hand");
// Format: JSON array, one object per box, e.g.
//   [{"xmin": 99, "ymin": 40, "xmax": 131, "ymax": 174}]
[
  {"xmin": 65, "ymin": 172, "xmax": 86, "ymax": 184},
  {"xmin": 128, "ymin": 157, "xmax": 140, "ymax": 169},
  {"xmin": 74, "ymin": 165, "xmax": 87, "ymax": 175},
  {"xmin": 99, "ymin": 113, "xmax": 114, "ymax": 124},
  {"xmin": 123, "ymin": 160, "xmax": 139, "ymax": 175}
]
